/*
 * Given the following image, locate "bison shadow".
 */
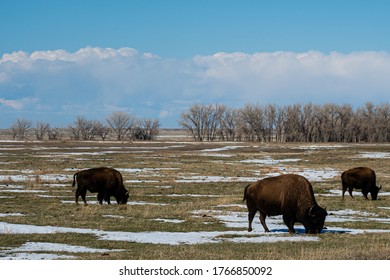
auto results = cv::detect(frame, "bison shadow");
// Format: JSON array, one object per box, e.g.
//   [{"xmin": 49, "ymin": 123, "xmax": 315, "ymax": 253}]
[{"xmin": 267, "ymin": 227, "xmax": 350, "ymax": 234}]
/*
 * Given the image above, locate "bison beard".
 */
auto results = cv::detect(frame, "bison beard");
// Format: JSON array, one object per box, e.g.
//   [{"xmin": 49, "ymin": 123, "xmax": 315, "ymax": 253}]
[
  {"xmin": 72, "ymin": 167, "xmax": 129, "ymax": 205},
  {"xmin": 243, "ymin": 174, "xmax": 327, "ymax": 234}
]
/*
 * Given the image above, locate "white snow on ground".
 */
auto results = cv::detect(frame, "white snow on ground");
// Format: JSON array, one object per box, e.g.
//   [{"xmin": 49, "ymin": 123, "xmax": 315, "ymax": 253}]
[
  {"xmin": 1, "ymin": 206, "xmax": 390, "ymax": 260},
  {"xmin": 153, "ymin": 218, "xmax": 185, "ymax": 223},
  {"xmin": 0, "ymin": 221, "xmax": 319, "ymax": 247},
  {"xmin": 359, "ymin": 152, "xmax": 390, "ymax": 159},
  {"xmin": 240, "ymin": 156, "xmax": 340, "ymax": 182},
  {"xmin": 0, "ymin": 174, "xmax": 72, "ymax": 182},
  {"xmin": 322, "ymin": 189, "xmax": 390, "ymax": 197},
  {"xmin": 118, "ymin": 168, "xmax": 179, "ymax": 173},
  {"xmin": 0, "ymin": 242, "xmax": 124, "ymax": 260},
  {"xmin": 102, "ymin": 214, "xmax": 126, "ymax": 219},
  {"xmin": 0, "ymin": 202, "xmax": 389, "ymax": 260},
  {"xmin": 196, "ymin": 146, "xmax": 244, "ymax": 157},
  {"xmin": 170, "ymin": 164, "xmax": 336, "ymax": 184},
  {"xmin": 0, "ymin": 213, "xmax": 25, "ymax": 217},
  {"xmin": 0, "ymin": 144, "xmax": 389, "ymax": 259},
  {"xmin": 199, "ymin": 146, "xmax": 244, "ymax": 153},
  {"xmin": 265, "ymin": 167, "xmax": 339, "ymax": 182},
  {"xmin": 241, "ymin": 157, "xmax": 301, "ymax": 164},
  {"xmin": 297, "ymin": 145, "xmax": 347, "ymax": 150},
  {"xmin": 175, "ymin": 175, "xmax": 260, "ymax": 183},
  {"xmin": 0, "ymin": 189, "xmax": 46, "ymax": 193},
  {"xmin": 198, "ymin": 153, "xmax": 234, "ymax": 157}
]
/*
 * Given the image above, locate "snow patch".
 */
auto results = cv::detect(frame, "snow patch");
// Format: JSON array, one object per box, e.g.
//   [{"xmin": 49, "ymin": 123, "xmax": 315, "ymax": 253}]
[
  {"xmin": 0, "ymin": 242, "xmax": 123, "ymax": 260},
  {"xmin": 359, "ymin": 152, "xmax": 390, "ymax": 159},
  {"xmin": 241, "ymin": 157, "xmax": 301, "ymax": 164}
]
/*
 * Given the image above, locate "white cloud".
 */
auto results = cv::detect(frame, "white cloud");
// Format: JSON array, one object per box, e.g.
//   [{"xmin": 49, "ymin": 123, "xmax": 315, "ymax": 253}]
[
  {"xmin": 0, "ymin": 47, "xmax": 143, "ymax": 64},
  {"xmin": 193, "ymin": 50, "xmax": 390, "ymax": 92},
  {"xmin": 0, "ymin": 98, "xmax": 38, "ymax": 110},
  {"xmin": 159, "ymin": 110, "xmax": 172, "ymax": 119},
  {"xmin": 1, "ymin": 47, "xmax": 390, "ymax": 127}
]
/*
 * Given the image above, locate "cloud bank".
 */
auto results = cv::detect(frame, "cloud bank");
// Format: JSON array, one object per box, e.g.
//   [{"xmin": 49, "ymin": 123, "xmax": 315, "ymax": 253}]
[{"xmin": 1, "ymin": 47, "xmax": 389, "ymax": 127}]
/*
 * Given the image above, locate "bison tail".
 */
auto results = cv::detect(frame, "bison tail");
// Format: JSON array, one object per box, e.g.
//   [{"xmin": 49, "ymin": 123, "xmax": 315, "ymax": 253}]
[
  {"xmin": 243, "ymin": 184, "xmax": 250, "ymax": 202},
  {"xmin": 72, "ymin": 172, "xmax": 78, "ymax": 187}
]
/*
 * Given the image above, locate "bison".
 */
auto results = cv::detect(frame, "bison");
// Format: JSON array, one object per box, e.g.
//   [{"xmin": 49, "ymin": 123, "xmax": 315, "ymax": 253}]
[
  {"xmin": 243, "ymin": 174, "xmax": 327, "ymax": 234},
  {"xmin": 72, "ymin": 167, "xmax": 129, "ymax": 205},
  {"xmin": 341, "ymin": 167, "xmax": 381, "ymax": 200}
]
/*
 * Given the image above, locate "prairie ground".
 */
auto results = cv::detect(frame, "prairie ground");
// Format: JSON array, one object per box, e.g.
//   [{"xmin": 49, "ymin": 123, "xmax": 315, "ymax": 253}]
[{"xmin": 0, "ymin": 140, "xmax": 389, "ymax": 259}]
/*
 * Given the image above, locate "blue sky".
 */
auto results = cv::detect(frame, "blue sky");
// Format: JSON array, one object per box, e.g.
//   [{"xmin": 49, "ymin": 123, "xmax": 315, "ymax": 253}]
[{"xmin": 1, "ymin": 0, "xmax": 390, "ymax": 128}]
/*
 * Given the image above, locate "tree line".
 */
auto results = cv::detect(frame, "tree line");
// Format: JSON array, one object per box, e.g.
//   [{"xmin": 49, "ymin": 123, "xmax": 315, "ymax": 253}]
[
  {"xmin": 6, "ymin": 102, "xmax": 390, "ymax": 142},
  {"xmin": 9, "ymin": 111, "xmax": 160, "ymax": 141},
  {"xmin": 179, "ymin": 102, "xmax": 390, "ymax": 142}
]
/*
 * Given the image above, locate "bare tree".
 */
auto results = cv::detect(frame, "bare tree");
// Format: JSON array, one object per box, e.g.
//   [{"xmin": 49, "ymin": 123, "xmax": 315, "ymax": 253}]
[
  {"xmin": 47, "ymin": 128, "xmax": 62, "ymax": 140},
  {"xmin": 35, "ymin": 121, "xmax": 50, "ymax": 141},
  {"xmin": 283, "ymin": 104, "xmax": 304, "ymax": 142},
  {"xmin": 264, "ymin": 104, "xmax": 277, "ymax": 142},
  {"xmin": 273, "ymin": 106, "xmax": 285, "ymax": 142},
  {"xmin": 68, "ymin": 116, "xmax": 86, "ymax": 140},
  {"xmin": 106, "ymin": 111, "xmax": 136, "ymax": 140},
  {"xmin": 375, "ymin": 103, "xmax": 390, "ymax": 142},
  {"xmin": 179, "ymin": 102, "xmax": 390, "ymax": 143},
  {"xmin": 10, "ymin": 118, "xmax": 32, "ymax": 140},
  {"xmin": 92, "ymin": 121, "xmax": 111, "ymax": 141},
  {"xmin": 337, "ymin": 104, "xmax": 353, "ymax": 142},
  {"xmin": 133, "ymin": 118, "xmax": 160, "ymax": 140},
  {"xmin": 220, "ymin": 107, "xmax": 240, "ymax": 141},
  {"xmin": 179, "ymin": 104, "xmax": 206, "ymax": 141},
  {"xmin": 179, "ymin": 104, "xmax": 226, "ymax": 141},
  {"xmin": 240, "ymin": 104, "xmax": 266, "ymax": 141},
  {"xmin": 68, "ymin": 116, "xmax": 104, "ymax": 140},
  {"xmin": 205, "ymin": 104, "xmax": 226, "ymax": 141}
]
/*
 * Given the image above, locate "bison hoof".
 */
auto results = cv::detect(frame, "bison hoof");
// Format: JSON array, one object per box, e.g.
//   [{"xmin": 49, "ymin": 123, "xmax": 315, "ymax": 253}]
[{"xmin": 248, "ymin": 228, "xmax": 253, "ymax": 232}]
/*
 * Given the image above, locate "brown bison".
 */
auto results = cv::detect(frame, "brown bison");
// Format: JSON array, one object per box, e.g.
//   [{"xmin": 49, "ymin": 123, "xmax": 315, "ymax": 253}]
[
  {"xmin": 72, "ymin": 167, "xmax": 129, "ymax": 205},
  {"xmin": 243, "ymin": 174, "xmax": 327, "ymax": 234},
  {"xmin": 341, "ymin": 167, "xmax": 381, "ymax": 200}
]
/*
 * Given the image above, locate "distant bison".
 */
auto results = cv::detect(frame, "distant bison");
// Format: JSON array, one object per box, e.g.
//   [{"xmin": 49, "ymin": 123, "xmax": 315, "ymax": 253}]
[
  {"xmin": 243, "ymin": 174, "xmax": 327, "ymax": 234},
  {"xmin": 72, "ymin": 167, "xmax": 129, "ymax": 205},
  {"xmin": 341, "ymin": 167, "xmax": 381, "ymax": 200}
]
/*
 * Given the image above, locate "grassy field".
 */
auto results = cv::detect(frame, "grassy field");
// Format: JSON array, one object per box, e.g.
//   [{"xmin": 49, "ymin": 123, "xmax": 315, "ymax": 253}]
[{"xmin": 0, "ymin": 140, "xmax": 389, "ymax": 259}]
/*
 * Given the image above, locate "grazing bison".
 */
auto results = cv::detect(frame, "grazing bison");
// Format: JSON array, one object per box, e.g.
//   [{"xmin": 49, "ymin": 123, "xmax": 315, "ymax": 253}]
[
  {"xmin": 341, "ymin": 167, "xmax": 381, "ymax": 200},
  {"xmin": 72, "ymin": 167, "xmax": 129, "ymax": 205},
  {"xmin": 243, "ymin": 174, "xmax": 327, "ymax": 234}
]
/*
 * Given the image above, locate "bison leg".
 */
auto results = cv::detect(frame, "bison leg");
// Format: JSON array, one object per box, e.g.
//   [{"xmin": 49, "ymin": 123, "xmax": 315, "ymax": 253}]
[
  {"xmin": 75, "ymin": 188, "xmax": 85, "ymax": 205},
  {"xmin": 97, "ymin": 193, "xmax": 104, "ymax": 205},
  {"xmin": 103, "ymin": 193, "xmax": 111, "ymax": 204},
  {"xmin": 259, "ymin": 211, "xmax": 270, "ymax": 233},
  {"xmin": 75, "ymin": 189, "xmax": 79, "ymax": 204},
  {"xmin": 283, "ymin": 215, "xmax": 296, "ymax": 234},
  {"xmin": 348, "ymin": 187, "xmax": 355, "ymax": 199},
  {"xmin": 247, "ymin": 210, "xmax": 256, "ymax": 232},
  {"xmin": 341, "ymin": 188, "xmax": 347, "ymax": 199},
  {"xmin": 77, "ymin": 189, "xmax": 88, "ymax": 205}
]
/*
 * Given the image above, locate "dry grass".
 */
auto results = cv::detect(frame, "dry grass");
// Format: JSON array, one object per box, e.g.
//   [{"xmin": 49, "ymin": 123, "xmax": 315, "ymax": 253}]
[{"xmin": 0, "ymin": 140, "xmax": 389, "ymax": 259}]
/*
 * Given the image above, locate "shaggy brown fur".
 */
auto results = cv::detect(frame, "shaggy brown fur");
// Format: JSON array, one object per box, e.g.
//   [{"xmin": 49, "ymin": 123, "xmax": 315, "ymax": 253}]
[
  {"xmin": 243, "ymin": 174, "xmax": 327, "ymax": 234},
  {"xmin": 73, "ymin": 167, "xmax": 129, "ymax": 205},
  {"xmin": 341, "ymin": 167, "xmax": 381, "ymax": 200}
]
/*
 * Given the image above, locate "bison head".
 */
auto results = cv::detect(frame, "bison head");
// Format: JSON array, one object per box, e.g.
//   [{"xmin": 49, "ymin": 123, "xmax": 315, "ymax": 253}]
[
  {"xmin": 116, "ymin": 190, "xmax": 129, "ymax": 205},
  {"xmin": 370, "ymin": 185, "xmax": 382, "ymax": 200},
  {"xmin": 306, "ymin": 205, "xmax": 328, "ymax": 234}
]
